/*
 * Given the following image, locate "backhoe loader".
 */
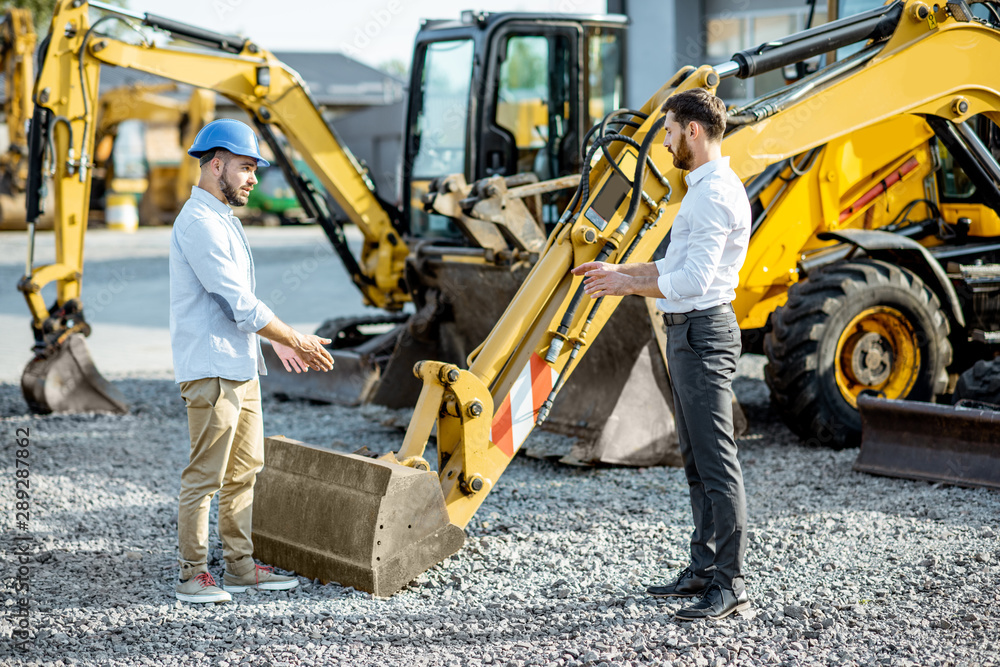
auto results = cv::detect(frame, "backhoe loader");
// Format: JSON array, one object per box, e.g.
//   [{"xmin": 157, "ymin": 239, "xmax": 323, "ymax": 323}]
[
  {"xmin": 251, "ymin": 0, "xmax": 1000, "ymax": 596},
  {"xmin": 20, "ymin": 2, "xmax": 686, "ymax": 466}
]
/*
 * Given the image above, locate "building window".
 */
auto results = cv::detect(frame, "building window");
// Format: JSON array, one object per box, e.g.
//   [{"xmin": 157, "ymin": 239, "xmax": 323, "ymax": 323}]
[{"xmin": 706, "ymin": 6, "xmax": 828, "ymax": 105}]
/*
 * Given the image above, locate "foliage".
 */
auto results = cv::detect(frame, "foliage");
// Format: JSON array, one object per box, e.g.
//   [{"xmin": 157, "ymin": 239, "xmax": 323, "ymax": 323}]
[
  {"xmin": 0, "ymin": 0, "xmax": 126, "ymax": 35},
  {"xmin": 377, "ymin": 58, "xmax": 409, "ymax": 80}
]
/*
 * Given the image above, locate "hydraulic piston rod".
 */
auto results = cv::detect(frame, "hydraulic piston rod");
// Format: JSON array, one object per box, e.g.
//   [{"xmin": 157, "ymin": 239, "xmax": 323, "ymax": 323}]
[
  {"xmin": 713, "ymin": 1, "xmax": 903, "ymax": 81},
  {"xmin": 89, "ymin": 0, "xmax": 247, "ymax": 53}
]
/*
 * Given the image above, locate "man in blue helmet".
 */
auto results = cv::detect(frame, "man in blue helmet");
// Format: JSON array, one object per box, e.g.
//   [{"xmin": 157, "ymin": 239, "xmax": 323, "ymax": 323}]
[{"xmin": 169, "ymin": 118, "xmax": 335, "ymax": 603}]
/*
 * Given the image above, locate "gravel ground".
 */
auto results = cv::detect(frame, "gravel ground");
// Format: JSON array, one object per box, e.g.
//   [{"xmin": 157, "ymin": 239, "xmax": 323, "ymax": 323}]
[{"xmin": 2, "ymin": 355, "xmax": 999, "ymax": 666}]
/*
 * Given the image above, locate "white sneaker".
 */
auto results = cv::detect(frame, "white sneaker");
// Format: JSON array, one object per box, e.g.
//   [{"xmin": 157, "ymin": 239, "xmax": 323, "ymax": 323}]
[
  {"xmin": 175, "ymin": 572, "xmax": 232, "ymax": 604},
  {"xmin": 223, "ymin": 564, "xmax": 299, "ymax": 593}
]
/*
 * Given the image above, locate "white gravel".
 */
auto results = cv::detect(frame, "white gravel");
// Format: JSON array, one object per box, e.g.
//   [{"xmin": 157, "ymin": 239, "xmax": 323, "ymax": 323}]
[{"xmin": 2, "ymin": 355, "xmax": 999, "ymax": 667}]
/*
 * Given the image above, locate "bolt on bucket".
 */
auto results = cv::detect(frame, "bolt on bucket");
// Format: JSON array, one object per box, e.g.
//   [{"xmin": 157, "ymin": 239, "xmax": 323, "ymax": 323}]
[
  {"xmin": 21, "ymin": 333, "xmax": 129, "ymax": 414},
  {"xmin": 252, "ymin": 436, "xmax": 465, "ymax": 597}
]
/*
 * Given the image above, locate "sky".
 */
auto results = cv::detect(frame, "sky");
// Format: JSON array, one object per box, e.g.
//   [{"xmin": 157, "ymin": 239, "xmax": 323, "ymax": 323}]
[{"xmin": 124, "ymin": 0, "xmax": 607, "ymax": 71}]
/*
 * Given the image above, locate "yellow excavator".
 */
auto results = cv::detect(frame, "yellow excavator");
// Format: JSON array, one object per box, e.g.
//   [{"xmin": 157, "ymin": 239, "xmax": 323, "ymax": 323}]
[
  {"xmin": 19, "ymin": 0, "xmax": 409, "ymax": 413},
  {"xmin": 0, "ymin": 7, "xmax": 49, "ymax": 230},
  {"xmin": 250, "ymin": 0, "xmax": 1000, "ymax": 595},
  {"xmin": 21, "ymin": 1, "xmax": 687, "ymax": 466},
  {"xmin": 91, "ymin": 82, "xmax": 215, "ymax": 225}
]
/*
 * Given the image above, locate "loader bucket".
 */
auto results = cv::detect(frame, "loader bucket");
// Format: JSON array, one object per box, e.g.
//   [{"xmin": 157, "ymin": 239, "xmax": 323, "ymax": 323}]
[
  {"xmin": 855, "ymin": 395, "xmax": 1000, "ymax": 490},
  {"xmin": 252, "ymin": 436, "xmax": 465, "ymax": 597},
  {"xmin": 20, "ymin": 333, "xmax": 129, "ymax": 415}
]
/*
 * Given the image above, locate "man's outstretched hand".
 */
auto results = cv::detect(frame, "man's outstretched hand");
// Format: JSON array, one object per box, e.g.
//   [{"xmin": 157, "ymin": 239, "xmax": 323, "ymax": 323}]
[
  {"xmin": 571, "ymin": 261, "xmax": 665, "ymax": 299},
  {"xmin": 272, "ymin": 334, "xmax": 334, "ymax": 373},
  {"xmin": 571, "ymin": 261, "xmax": 630, "ymax": 298}
]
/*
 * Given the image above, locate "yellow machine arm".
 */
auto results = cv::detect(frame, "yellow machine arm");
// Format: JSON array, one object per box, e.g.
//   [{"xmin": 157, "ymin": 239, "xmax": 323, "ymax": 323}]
[
  {"xmin": 20, "ymin": 0, "xmax": 409, "ymax": 356},
  {"xmin": 0, "ymin": 9, "xmax": 37, "ymax": 227},
  {"xmin": 93, "ymin": 82, "xmax": 216, "ymax": 208},
  {"xmin": 395, "ymin": 0, "xmax": 1000, "ymax": 527},
  {"xmin": 0, "ymin": 8, "xmax": 35, "ymax": 190}
]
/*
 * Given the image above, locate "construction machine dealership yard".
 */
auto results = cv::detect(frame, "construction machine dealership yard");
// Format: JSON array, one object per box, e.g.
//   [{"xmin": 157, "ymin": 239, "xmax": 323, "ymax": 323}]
[
  {"xmin": 2, "ymin": 227, "xmax": 998, "ymax": 666},
  {"xmin": 5, "ymin": 0, "xmax": 1000, "ymax": 663}
]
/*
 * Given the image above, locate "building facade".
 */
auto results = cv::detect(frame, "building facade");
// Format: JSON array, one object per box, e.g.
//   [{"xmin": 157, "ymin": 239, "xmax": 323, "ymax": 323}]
[{"xmin": 610, "ymin": 0, "xmax": 893, "ymax": 108}]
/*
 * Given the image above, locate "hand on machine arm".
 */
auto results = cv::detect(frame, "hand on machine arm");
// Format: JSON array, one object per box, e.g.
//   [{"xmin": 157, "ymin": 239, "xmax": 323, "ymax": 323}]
[
  {"xmin": 570, "ymin": 261, "xmax": 665, "ymax": 299},
  {"xmin": 257, "ymin": 318, "xmax": 335, "ymax": 373}
]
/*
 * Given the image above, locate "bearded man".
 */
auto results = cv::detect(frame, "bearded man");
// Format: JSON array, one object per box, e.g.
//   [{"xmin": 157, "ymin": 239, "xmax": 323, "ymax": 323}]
[
  {"xmin": 169, "ymin": 119, "xmax": 334, "ymax": 603},
  {"xmin": 572, "ymin": 89, "xmax": 752, "ymax": 620}
]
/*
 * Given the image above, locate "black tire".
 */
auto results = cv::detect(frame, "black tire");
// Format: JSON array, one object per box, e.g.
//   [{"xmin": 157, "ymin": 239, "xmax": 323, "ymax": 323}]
[
  {"xmin": 953, "ymin": 358, "xmax": 1000, "ymax": 405},
  {"xmin": 765, "ymin": 259, "xmax": 952, "ymax": 449}
]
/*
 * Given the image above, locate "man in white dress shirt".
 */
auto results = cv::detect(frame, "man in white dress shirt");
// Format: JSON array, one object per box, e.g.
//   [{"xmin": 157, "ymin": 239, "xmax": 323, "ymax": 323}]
[{"xmin": 572, "ymin": 88, "xmax": 751, "ymax": 620}]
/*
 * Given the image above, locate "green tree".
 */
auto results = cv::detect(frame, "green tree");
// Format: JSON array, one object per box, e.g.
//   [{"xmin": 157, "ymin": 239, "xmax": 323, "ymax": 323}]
[
  {"xmin": 1, "ymin": 0, "xmax": 126, "ymax": 35},
  {"xmin": 377, "ymin": 58, "xmax": 409, "ymax": 80},
  {"xmin": 504, "ymin": 37, "xmax": 546, "ymax": 94}
]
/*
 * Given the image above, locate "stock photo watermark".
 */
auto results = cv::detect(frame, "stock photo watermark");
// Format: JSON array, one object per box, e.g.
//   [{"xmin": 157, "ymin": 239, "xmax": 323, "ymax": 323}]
[{"xmin": 8, "ymin": 426, "xmax": 35, "ymax": 650}]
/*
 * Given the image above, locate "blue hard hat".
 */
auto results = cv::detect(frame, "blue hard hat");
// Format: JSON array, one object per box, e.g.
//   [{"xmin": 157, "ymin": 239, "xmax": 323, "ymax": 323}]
[{"xmin": 188, "ymin": 118, "xmax": 270, "ymax": 167}]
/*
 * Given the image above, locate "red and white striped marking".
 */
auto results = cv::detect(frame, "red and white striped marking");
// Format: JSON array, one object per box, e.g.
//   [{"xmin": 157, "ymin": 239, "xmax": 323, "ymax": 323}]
[{"xmin": 491, "ymin": 353, "xmax": 558, "ymax": 458}]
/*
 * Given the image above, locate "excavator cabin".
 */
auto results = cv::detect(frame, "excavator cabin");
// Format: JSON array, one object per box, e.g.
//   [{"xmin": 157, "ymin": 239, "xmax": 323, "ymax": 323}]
[{"xmin": 404, "ymin": 12, "xmax": 626, "ymax": 237}]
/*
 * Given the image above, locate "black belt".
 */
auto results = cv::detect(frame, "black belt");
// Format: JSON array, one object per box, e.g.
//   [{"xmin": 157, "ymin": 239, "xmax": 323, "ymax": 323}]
[{"xmin": 661, "ymin": 303, "xmax": 733, "ymax": 326}]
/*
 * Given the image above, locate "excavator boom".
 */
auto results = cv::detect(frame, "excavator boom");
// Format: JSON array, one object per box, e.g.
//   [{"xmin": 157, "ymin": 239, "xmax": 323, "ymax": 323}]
[{"xmin": 20, "ymin": 0, "xmax": 411, "ymax": 413}]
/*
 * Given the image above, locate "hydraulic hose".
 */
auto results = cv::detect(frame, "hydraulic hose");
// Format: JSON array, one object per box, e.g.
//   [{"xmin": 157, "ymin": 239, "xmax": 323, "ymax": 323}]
[
  {"xmin": 544, "ymin": 114, "xmax": 667, "ymax": 364},
  {"xmin": 537, "ymin": 183, "xmax": 669, "ymax": 425},
  {"xmin": 621, "ymin": 115, "xmax": 667, "ymax": 233},
  {"xmin": 596, "ymin": 109, "xmax": 648, "ymax": 177},
  {"xmin": 546, "ymin": 112, "xmax": 647, "ymax": 252},
  {"xmin": 561, "ymin": 109, "xmax": 653, "ymax": 231}
]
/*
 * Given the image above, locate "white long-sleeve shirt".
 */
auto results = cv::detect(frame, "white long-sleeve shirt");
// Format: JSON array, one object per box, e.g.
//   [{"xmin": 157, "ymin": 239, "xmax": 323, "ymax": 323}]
[
  {"xmin": 169, "ymin": 186, "xmax": 274, "ymax": 382},
  {"xmin": 654, "ymin": 157, "xmax": 751, "ymax": 314}
]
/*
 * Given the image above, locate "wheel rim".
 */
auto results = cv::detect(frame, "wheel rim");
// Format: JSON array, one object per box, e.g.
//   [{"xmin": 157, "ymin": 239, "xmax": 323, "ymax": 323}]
[{"xmin": 834, "ymin": 306, "xmax": 921, "ymax": 408}]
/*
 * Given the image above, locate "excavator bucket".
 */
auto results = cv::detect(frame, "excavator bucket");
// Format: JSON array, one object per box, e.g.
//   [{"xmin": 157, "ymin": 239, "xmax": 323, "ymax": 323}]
[
  {"xmin": 259, "ymin": 314, "xmax": 419, "ymax": 407},
  {"xmin": 854, "ymin": 395, "xmax": 1000, "ymax": 490},
  {"xmin": 252, "ymin": 436, "xmax": 465, "ymax": 597},
  {"xmin": 20, "ymin": 333, "xmax": 129, "ymax": 415},
  {"xmin": 260, "ymin": 341, "xmax": 381, "ymax": 406}
]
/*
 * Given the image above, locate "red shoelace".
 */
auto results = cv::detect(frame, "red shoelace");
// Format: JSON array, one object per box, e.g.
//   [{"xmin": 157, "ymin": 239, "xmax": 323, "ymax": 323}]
[
  {"xmin": 193, "ymin": 572, "xmax": 218, "ymax": 587},
  {"xmin": 254, "ymin": 565, "xmax": 274, "ymax": 583}
]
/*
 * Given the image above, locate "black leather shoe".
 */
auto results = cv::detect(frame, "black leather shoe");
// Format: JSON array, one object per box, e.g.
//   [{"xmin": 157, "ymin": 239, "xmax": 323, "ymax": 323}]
[
  {"xmin": 674, "ymin": 584, "xmax": 750, "ymax": 620},
  {"xmin": 646, "ymin": 568, "xmax": 712, "ymax": 598}
]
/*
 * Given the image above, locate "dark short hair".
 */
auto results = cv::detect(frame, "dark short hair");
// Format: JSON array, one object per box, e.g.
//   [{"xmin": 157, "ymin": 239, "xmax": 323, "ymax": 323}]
[
  {"xmin": 661, "ymin": 89, "xmax": 727, "ymax": 142},
  {"xmin": 198, "ymin": 147, "xmax": 234, "ymax": 168}
]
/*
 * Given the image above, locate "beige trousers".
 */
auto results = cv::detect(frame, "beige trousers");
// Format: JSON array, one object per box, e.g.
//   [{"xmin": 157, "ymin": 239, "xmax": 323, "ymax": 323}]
[{"xmin": 177, "ymin": 377, "xmax": 263, "ymax": 580}]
